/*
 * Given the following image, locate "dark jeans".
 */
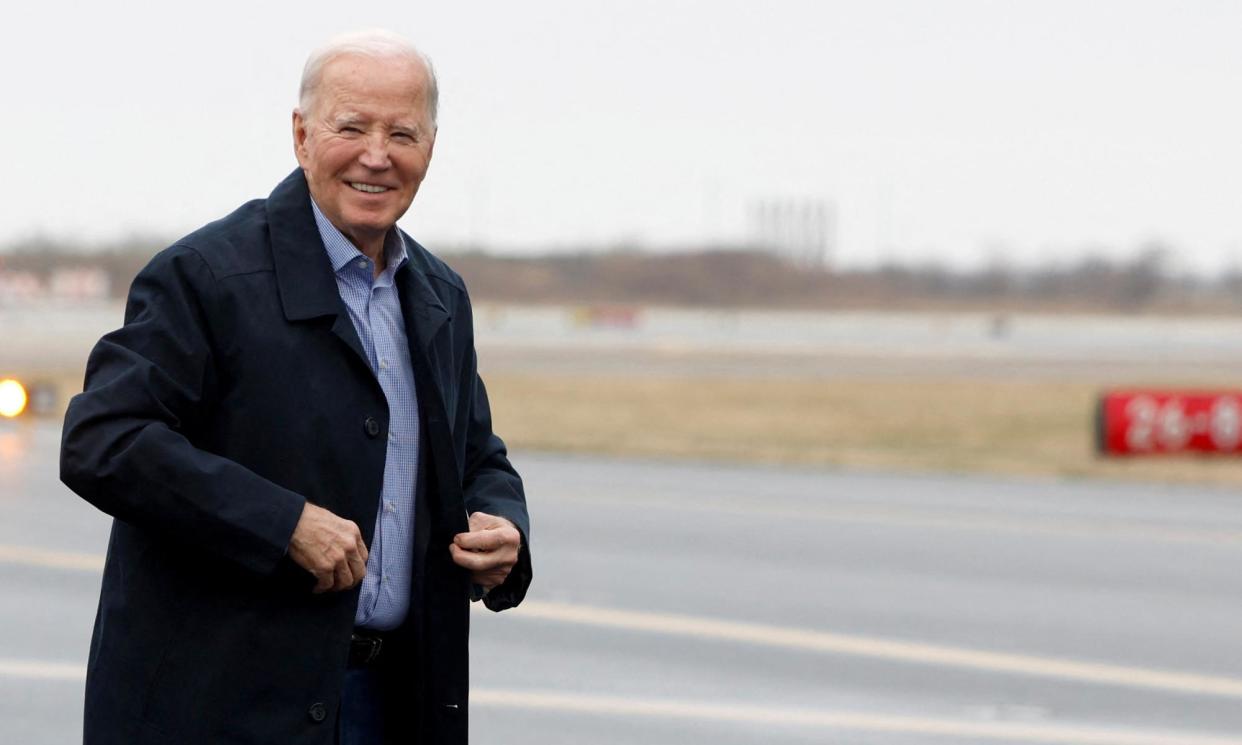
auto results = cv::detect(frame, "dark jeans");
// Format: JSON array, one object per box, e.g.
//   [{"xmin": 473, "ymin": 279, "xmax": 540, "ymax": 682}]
[{"xmin": 337, "ymin": 666, "xmax": 385, "ymax": 745}]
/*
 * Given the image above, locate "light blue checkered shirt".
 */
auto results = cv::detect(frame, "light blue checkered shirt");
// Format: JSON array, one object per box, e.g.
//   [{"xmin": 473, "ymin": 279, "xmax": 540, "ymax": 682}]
[{"xmin": 312, "ymin": 200, "xmax": 420, "ymax": 631}]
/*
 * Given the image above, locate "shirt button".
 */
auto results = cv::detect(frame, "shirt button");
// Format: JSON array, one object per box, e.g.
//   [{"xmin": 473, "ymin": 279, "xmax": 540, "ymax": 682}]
[
  {"xmin": 356, "ymin": 259, "xmax": 367, "ymax": 268},
  {"xmin": 384, "ymin": 500, "xmax": 395, "ymax": 513},
  {"xmin": 379, "ymin": 358, "xmax": 389, "ymax": 370}
]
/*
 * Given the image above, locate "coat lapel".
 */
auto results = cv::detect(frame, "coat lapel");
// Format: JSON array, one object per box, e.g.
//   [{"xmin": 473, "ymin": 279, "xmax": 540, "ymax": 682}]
[
  {"xmin": 395, "ymin": 255, "xmax": 451, "ymax": 355},
  {"xmin": 396, "ymin": 257, "xmax": 452, "ymax": 419},
  {"xmin": 396, "ymin": 254, "xmax": 463, "ymax": 493},
  {"xmin": 265, "ymin": 169, "xmax": 369, "ymax": 367}
]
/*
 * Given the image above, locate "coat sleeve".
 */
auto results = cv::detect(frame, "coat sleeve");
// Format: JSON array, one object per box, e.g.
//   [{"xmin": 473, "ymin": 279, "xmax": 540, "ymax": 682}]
[
  {"xmin": 456, "ymin": 295, "xmax": 532, "ymax": 612},
  {"xmin": 60, "ymin": 245, "xmax": 306, "ymax": 576}
]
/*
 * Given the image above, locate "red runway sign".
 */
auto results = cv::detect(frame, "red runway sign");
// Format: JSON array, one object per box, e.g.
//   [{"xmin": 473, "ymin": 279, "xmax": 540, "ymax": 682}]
[{"xmin": 1097, "ymin": 390, "xmax": 1242, "ymax": 456}]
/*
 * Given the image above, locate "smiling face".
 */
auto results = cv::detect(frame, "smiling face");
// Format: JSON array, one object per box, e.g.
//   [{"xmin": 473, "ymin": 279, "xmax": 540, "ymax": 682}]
[{"xmin": 293, "ymin": 53, "xmax": 436, "ymax": 258}]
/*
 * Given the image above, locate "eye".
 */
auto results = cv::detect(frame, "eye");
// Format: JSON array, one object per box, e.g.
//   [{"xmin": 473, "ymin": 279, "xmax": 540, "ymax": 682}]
[
  {"xmin": 339, "ymin": 126, "xmax": 363, "ymax": 136},
  {"xmin": 392, "ymin": 131, "xmax": 417, "ymax": 144}
]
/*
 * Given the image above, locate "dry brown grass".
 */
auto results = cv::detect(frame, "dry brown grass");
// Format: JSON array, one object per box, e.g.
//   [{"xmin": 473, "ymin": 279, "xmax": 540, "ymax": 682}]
[
  {"xmin": 28, "ymin": 363, "xmax": 1242, "ymax": 486},
  {"xmin": 485, "ymin": 373, "xmax": 1242, "ymax": 486}
]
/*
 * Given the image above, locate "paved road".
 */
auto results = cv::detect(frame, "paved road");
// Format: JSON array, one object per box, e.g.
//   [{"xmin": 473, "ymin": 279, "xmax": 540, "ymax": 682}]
[{"xmin": 3, "ymin": 420, "xmax": 1242, "ymax": 743}]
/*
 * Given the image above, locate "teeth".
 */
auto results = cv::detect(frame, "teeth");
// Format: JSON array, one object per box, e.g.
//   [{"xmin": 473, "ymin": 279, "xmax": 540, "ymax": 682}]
[{"xmin": 349, "ymin": 182, "xmax": 388, "ymax": 193}]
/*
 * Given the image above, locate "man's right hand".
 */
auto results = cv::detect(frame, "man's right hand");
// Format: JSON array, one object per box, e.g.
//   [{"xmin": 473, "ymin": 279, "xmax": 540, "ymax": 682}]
[{"xmin": 287, "ymin": 503, "xmax": 368, "ymax": 593}]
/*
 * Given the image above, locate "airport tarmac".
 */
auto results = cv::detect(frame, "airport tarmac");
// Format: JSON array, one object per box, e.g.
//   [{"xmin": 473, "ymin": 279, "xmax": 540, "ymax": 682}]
[
  {"xmin": 7, "ymin": 303, "xmax": 1242, "ymax": 383},
  {"xmin": 3, "ymin": 421, "xmax": 1242, "ymax": 743}
]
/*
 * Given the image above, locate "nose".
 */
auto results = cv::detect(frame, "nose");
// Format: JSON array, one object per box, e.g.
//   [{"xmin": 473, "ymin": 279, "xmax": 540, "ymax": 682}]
[{"xmin": 358, "ymin": 133, "xmax": 391, "ymax": 170}]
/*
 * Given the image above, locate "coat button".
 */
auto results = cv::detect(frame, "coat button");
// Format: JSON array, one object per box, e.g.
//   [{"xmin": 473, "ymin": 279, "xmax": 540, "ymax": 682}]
[
  {"xmin": 308, "ymin": 702, "xmax": 327, "ymax": 723},
  {"xmin": 363, "ymin": 416, "xmax": 380, "ymax": 438}
]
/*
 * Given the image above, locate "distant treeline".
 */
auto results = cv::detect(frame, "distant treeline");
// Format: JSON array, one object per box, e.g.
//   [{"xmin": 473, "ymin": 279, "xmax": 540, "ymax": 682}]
[
  {"xmin": 449, "ymin": 243, "xmax": 1242, "ymax": 314},
  {"xmin": 4, "ymin": 236, "xmax": 1239, "ymax": 314}
]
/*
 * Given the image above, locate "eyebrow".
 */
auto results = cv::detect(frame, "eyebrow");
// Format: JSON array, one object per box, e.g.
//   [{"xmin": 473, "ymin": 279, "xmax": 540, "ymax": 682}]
[
  {"xmin": 331, "ymin": 113, "xmax": 367, "ymax": 128},
  {"xmin": 330, "ymin": 113, "xmax": 422, "ymax": 135}
]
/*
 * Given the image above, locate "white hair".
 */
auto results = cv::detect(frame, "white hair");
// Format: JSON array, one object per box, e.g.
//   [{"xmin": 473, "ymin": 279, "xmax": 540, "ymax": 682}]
[{"xmin": 298, "ymin": 29, "xmax": 439, "ymax": 127}]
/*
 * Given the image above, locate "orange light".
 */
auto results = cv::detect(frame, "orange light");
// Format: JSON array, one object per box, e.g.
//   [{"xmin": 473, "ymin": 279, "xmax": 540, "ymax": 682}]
[{"xmin": 0, "ymin": 379, "xmax": 28, "ymax": 418}]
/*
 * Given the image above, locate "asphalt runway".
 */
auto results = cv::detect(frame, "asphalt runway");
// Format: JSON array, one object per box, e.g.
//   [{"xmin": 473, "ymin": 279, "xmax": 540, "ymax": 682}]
[
  {"xmin": 3, "ymin": 420, "xmax": 1242, "ymax": 744},
  {"xmin": 9, "ymin": 304, "xmax": 1242, "ymax": 383}
]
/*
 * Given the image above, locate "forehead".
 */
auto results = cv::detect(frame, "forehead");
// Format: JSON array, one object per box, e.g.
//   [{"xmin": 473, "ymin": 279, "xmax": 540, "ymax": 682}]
[{"xmin": 315, "ymin": 53, "xmax": 430, "ymax": 121}]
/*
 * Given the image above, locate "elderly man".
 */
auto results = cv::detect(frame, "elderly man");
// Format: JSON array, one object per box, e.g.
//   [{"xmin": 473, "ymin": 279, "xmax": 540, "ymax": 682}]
[{"xmin": 60, "ymin": 30, "xmax": 531, "ymax": 745}]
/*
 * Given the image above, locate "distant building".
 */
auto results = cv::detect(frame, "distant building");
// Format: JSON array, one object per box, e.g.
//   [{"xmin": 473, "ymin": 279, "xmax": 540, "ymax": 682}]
[
  {"xmin": 0, "ymin": 268, "xmax": 110, "ymax": 305},
  {"xmin": 50, "ymin": 268, "xmax": 111, "ymax": 301},
  {"xmin": 0, "ymin": 271, "xmax": 43, "ymax": 304}
]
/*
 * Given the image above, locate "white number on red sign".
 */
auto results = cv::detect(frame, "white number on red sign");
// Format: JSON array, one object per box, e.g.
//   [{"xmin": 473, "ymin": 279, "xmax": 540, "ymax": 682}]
[
  {"xmin": 1125, "ymin": 396, "xmax": 1157, "ymax": 451},
  {"xmin": 1210, "ymin": 397, "xmax": 1241, "ymax": 451}
]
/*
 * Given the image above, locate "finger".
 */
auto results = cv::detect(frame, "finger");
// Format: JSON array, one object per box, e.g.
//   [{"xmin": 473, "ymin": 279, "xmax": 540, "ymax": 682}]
[
  {"xmin": 355, "ymin": 533, "xmax": 369, "ymax": 565},
  {"xmin": 450, "ymin": 543, "xmax": 494, "ymax": 571},
  {"xmin": 475, "ymin": 551, "xmax": 516, "ymax": 572},
  {"xmin": 347, "ymin": 553, "xmax": 367, "ymax": 588},
  {"xmin": 461, "ymin": 522, "xmax": 519, "ymax": 548},
  {"xmin": 449, "ymin": 543, "xmax": 472, "ymax": 568},
  {"xmin": 313, "ymin": 571, "xmax": 334, "ymax": 594},
  {"xmin": 454, "ymin": 529, "xmax": 507, "ymax": 552},
  {"xmin": 466, "ymin": 511, "xmax": 491, "ymax": 531},
  {"xmin": 468, "ymin": 512, "xmax": 516, "ymax": 533},
  {"xmin": 332, "ymin": 562, "xmax": 354, "ymax": 592},
  {"xmin": 468, "ymin": 551, "xmax": 513, "ymax": 573}
]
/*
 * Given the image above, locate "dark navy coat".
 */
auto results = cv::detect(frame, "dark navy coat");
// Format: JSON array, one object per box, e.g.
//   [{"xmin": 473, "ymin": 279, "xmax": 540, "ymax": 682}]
[{"xmin": 60, "ymin": 169, "xmax": 531, "ymax": 745}]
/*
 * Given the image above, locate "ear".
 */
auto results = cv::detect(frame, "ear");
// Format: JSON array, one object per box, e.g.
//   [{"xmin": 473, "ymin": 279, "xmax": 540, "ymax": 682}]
[
  {"xmin": 291, "ymin": 109, "xmax": 309, "ymax": 167},
  {"xmin": 424, "ymin": 129, "xmax": 437, "ymax": 168}
]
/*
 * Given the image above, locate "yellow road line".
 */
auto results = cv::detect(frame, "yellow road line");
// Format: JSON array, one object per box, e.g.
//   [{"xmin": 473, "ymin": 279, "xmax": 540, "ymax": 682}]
[
  {"xmin": 507, "ymin": 600, "xmax": 1242, "ymax": 700},
  {"xmin": 0, "ymin": 658, "xmax": 86, "ymax": 682},
  {"xmin": 474, "ymin": 689, "xmax": 1242, "ymax": 745},
  {"xmin": 0, "ymin": 545, "xmax": 103, "ymax": 572}
]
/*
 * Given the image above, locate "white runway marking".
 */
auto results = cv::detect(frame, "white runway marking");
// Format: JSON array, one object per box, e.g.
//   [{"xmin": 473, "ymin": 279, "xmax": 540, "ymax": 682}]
[
  {"xmin": 506, "ymin": 601, "xmax": 1242, "ymax": 700},
  {"xmin": 473, "ymin": 689, "xmax": 1242, "ymax": 745},
  {"xmin": 0, "ymin": 663, "xmax": 1234, "ymax": 745},
  {"xmin": 7, "ymin": 544, "xmax": 1242, "ymax": 702}
]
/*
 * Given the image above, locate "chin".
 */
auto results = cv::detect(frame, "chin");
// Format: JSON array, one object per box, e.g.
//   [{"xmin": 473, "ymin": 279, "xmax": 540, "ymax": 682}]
[{"xmin": 342, "ymin": 209, "xmax": 397, "ymax": 231}]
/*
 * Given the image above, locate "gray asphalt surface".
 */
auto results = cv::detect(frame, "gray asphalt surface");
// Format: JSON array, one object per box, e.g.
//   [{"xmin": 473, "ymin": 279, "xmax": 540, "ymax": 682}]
[
  {"xmin": 11, "ymin": 304, "xmax": 1242, "ymax": 383},
  {"xmin": 3, "ymin": 420, "xmax": 1242, "ymax": 744}
]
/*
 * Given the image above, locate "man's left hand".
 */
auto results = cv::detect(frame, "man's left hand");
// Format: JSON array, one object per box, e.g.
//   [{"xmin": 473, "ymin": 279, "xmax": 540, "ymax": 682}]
[{"xmin": 450, "ymin": 512, "xmax": 521, "ymax": 591}]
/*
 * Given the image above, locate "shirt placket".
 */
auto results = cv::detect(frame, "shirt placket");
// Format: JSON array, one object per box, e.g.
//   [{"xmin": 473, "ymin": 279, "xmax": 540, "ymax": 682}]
[
  {"xmin": 358, "ymin": 264, "xmax": 386, "ymax": 623},
  {"xmin": 371, "ymin": 277, "xmax": 401, "ymax": 615}
]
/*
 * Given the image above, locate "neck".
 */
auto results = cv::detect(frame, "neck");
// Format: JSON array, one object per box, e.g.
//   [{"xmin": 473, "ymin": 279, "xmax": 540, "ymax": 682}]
[
  {"xmin": 348, "ymin": 230, "xmax": 388, "ymax": 278},
  {"xmin": 363, "ymin": 241, "xmax": 387, "ymax": 278}
]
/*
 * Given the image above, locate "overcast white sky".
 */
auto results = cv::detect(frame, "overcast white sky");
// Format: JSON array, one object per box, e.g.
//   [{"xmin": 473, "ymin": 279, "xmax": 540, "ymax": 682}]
[{"xmin": 3, "ymin": 0, "xmax": 1239, "ymax": 270}]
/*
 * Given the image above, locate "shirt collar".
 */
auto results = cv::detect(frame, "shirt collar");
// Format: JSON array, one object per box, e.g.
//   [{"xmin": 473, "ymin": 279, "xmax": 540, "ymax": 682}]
[{"xmin": 310, "ymin": 198, "xmax": 409, "ymax": 275}]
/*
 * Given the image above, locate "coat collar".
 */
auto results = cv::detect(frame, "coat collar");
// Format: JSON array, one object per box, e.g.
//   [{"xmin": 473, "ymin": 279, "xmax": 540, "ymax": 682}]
[
  {"xmin": 265, "ymin": 168, "xmax": 450, "ymax": 353},
  {"xmin": 267, "ymin": 169, "xmax": 342, "ymax": 322},
  {"xmin": 396, "ymin": 258, "xmax": 452, "ymax": 353}
]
